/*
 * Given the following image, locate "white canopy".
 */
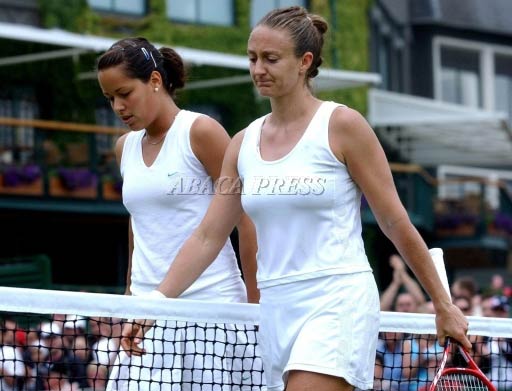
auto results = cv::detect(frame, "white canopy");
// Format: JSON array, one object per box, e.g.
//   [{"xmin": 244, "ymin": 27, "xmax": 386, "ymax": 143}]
[
  {"xmin": 368, "ymin": 89, "xmax": 512, "ymax": 167},
  {"xmin": 0, "ymin": 21, "xmax": 381, "ymax": 91}
]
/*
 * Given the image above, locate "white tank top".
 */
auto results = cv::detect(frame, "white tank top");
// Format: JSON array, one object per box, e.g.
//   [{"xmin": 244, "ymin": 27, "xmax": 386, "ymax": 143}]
[
  {"xmin": 238, "ymin": 101, "xmax": 372, "ymax": 289},
  {"xmin": 121, "ymin": 110, "xmax": 242, "ymax": 297}
]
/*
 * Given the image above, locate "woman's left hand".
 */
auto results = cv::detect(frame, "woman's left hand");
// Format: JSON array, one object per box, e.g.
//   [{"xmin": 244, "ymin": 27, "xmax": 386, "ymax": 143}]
[{"xmin": 120, "ymin": 318, "xmax": 155, "ymax": 356}]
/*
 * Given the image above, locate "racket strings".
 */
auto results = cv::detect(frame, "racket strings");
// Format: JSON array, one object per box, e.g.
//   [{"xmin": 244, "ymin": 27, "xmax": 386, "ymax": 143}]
[{"xmin": 437, "ymin": 373, "xmax": 490, "ymax": 390}]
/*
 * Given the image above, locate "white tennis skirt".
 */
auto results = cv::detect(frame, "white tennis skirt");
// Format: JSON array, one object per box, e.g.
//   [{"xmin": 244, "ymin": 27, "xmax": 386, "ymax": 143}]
[{"xmin": 258, "ymin": 272, "xmax": 380, "ymax": 390}]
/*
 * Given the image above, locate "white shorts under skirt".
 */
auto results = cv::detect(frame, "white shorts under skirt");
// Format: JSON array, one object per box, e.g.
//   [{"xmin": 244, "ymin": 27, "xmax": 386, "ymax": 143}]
[{"xmin": 258, "ymin": 272, "xmax": 380, "ymax": 391}]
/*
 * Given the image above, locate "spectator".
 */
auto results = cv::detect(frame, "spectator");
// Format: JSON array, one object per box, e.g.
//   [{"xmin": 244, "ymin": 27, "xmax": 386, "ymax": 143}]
[
  {"xmin": 22, "ymin": 328, "xmax": 49, "ymax": 391},
  {"xmin": 39, "ymin": 319, "xmax": 89, "ymax": 389},
  {"xmin": 380, "ymin": 254, "xmax": 426, "ymax": 312},
  {"xmin": 90, "ymin": 317, "xmax": 121, "ymax": 368},
  {"xmin": 86, "ymin": 361, "xmax": 110, "ymax": 390},
  {"xmin": 453, "ymin": 295, "xmax": 473, "ymax": 316},
  {"xmin": 481, "ymin": 294, "xmax": 512, "ymax": 390},
  {"xmin": 0, "ymin": 316, "xmax": 27, "ymax": 391},
  {"xmin": 63, "ymin": 335, "xmax": 90, "ymax": 389},
  {"xmin": 487, "ymin": 273, "xmax": 512, "ymax": 298},
  {"xmin": 451, "ymin": 275, "xmax": 482, "ymax": 316},
  {"xmin": 61, "ymin": 315, "xmax": 87, "ymax": 352},
  {"xmin": 376, "ymin": 330, "xmax": 421, "ymax": 391}
]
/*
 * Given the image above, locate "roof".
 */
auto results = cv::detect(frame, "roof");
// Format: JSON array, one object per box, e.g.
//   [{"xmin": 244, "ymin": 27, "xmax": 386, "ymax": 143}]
[
  {"xmin": 368, "ymin": 89, "xmax": 512, "ymax": 167},
  {"xmin": 410, "ymin": 0, "xmax": 512, "ymax": 36},
  {"xmin": 0, "ymin": 21, "xmax": 381, "ymax": 92}
]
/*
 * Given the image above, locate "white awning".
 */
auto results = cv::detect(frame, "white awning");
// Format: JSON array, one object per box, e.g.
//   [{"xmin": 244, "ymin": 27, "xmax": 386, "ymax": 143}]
[
  {"xmin": 0, "ymin": 21, "xmax": 381, "ymax": 91},
  {"xmin": 368, "ymin": 89, "xmax": 512, "ymax": 167}
]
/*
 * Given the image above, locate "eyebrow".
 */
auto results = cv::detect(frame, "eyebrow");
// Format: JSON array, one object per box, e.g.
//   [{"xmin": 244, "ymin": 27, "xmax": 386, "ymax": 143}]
[{"xmin": 247, "ymin": 48, "xmax": 281, "ymax": 55}]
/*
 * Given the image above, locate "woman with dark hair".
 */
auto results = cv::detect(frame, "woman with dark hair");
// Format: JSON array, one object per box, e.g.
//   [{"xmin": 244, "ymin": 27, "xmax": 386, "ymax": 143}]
[
  {"xmin": 96, "ymin": 37, "xmax": 259, "ymax": 390},
  {"xmin": 119, "ymin": 7, "xmax": 471, "ymax": 391}
]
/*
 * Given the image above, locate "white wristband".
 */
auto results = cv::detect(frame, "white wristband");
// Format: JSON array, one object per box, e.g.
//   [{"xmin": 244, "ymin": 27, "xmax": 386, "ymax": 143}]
[{"xmin": 147, "ymin": 290, "xmax": 166, "ymax": 299}]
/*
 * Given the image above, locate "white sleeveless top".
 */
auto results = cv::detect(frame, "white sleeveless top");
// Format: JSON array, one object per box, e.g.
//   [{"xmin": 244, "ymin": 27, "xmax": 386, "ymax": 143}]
[
  {"xmin": 238, "ymin": 101, "xmax": 372, "ymax": 289},
  {"xmin": 120, "ymin": 110, "xmax": 242, "ymax": 297}
]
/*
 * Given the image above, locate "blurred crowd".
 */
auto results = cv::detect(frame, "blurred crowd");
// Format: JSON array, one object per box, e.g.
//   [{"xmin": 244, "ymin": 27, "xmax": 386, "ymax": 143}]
[
  {"xmin": 373, "ymin": 254, "xmax": 512, "ymax": 391},
  {"xmin": 0, "ymin": 313, "xmax": 121, "ymax": 391}
]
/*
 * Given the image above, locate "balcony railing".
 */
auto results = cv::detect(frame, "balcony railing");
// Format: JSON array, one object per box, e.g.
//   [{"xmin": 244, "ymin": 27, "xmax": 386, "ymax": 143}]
[
  {"xmin": 0, "ymin": 116, "xmax": 126, "ymax": 208},
  {"xmin": 2, "ymin": 116, "xmax": 512, "ymax": 243},
  {"xmin": 362, "ymin": 163, "xmax": 512, "ymax": 246}
]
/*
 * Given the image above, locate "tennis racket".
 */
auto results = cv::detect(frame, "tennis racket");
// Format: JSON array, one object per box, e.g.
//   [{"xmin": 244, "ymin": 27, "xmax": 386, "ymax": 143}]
[
  {"xmin": 428, "ymin": 248, "xmax": 496, "ymax": 391},
  {"xmin": 429, "ymin": 337, "xmax": 495, "ymax": 390}
]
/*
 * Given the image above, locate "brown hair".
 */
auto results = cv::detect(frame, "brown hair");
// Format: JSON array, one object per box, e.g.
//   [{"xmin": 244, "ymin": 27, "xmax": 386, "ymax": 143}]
[
  {"xmin": 256, "ymin": 6, "xmax": 328, "ymax": 80},
  {"xmin": 96, "ymin": 37, "xmax": 186, "ymax": 97}
]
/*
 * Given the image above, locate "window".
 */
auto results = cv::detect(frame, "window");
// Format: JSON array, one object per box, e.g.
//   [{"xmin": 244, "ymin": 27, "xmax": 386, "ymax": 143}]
[
  {"xmin": 369, "ymin": 5, "xmax": 405, "ymax": 92},
  {"xmin": 439, "ymin": 47, "xmax": 481, "ymax": 108},
  {"xmin": 434, "ymin": 37, "xmax": 512, "ymax": 125},
  {"xmin": 0, "ymin": 94, "xmax": 38, "ymax": 165},
  {"xmin": 166, "ymin": 0, "xmax": 234, "ymax": 26},
  {"xmin": 87, "ymin": 0, "xmax": 146, "ymax": 15},
  {"xmin": 250, "ymin": 0, "xmax": 306, "ymax": 27},
  {"xmin": 495, "ymin": 54, "xmax": 512, "ymax": 125}
]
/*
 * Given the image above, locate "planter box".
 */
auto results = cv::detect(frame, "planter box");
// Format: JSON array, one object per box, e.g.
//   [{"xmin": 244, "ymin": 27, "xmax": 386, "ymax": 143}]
[
  {"xmin": 102, "ymin": 181, "xmax": 122, "ymax": 201},
  {"xmin": 487, "ymin": 224, "xmax": 511, "ymax": 239},
  {"xmin": 0, "ymin": 174, "xmax": 43, "ymax": 196},
  {"xmin": 436, "ymin": 223, "xmax": 477, "ymax": 237},
  {"xmin": 49, "ymin": 176, "xmax": 97, "ymax": 199}
]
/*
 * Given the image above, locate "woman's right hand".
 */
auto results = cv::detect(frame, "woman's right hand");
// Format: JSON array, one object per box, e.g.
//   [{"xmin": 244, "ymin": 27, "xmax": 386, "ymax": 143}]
[{"xmin": 120, "ymin": 319, "xmax": 155, "ymax": 356}]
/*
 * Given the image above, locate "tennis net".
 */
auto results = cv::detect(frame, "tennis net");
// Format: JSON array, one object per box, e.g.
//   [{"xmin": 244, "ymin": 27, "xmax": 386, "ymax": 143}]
[{"xmin": 1, "ymin": 286, "xmax": 511, "ymax": 391}]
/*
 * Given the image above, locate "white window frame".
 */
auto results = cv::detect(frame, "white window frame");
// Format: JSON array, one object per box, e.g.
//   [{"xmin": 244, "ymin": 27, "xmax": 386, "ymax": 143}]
[
  {"xmin": 433, "ymin": 36, "xmax": 512, "ymax": 112},
  {"xmin": 87, "ymin": 0, "xmax": 146, "ymax": 15},
  {"xmin": 250, "ymin": 0, "xmax": 306, "ymax": 27},
  {"xmin": 166, "ymin": 0, "xmax": 234, "ymax": 26}
]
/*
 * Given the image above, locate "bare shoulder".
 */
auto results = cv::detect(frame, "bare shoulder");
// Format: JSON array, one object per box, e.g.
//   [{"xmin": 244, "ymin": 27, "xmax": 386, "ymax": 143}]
[
  {"xmin": 330, "ymin": 106, "xmax": 372, "ymax": 136},
  {"xmin": 231, "ymin": 128, "xmax": 247, "ymax": 147},
  {"xmin": 189, "ymin": 114, "xmax": 231, "ymax": 178},
  {"xmin": 191, "ymin": 113, "xmax": 225, "ymax": 131},
  {"xmin": 223, "ymin": 128, "xmax": 247, "ymax": 161},
  {"xmin": 329, "ymin": 105, "xmax": 377, "ymax": 162},
  {"xmin": 190, "ymin": 114, "xmax": 229, "ymax": 140}
]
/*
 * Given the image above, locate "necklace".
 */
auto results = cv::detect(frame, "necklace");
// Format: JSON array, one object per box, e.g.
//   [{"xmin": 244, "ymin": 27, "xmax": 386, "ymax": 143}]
[
  {"xmin": 145, "ymin": 132, "xmax": 167, "ymax": 145},
  {"xmin": 144, "ymin": 110, "xmax": 180, "ymax": 145}
]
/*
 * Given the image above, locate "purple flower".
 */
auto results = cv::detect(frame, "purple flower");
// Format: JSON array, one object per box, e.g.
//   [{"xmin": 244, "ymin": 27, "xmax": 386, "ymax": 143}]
[
  {"xmin": 493, "ymin": 212, "xmax": 512, "ymax": 234},
  {"xmin": 2, "ymin": 164, "xmax": 41, "ymax": 187},
  {"xmin": 20, "ymin": 164, "xmax": 42, "ymax": 182},
  {"xmin": 58, "ymin": 168, "xmax": 97, "ymax": 191},
  {"xmin": 3, "ymin": 167, "xmax": 20, "ymax": 187},
  {"xmin": 435, "ymin": 212, "xmax": 479, "ymax": 229}
]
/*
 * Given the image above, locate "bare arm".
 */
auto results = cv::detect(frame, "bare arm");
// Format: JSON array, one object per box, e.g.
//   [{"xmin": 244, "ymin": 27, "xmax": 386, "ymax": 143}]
[
  {"xmin": 191, "ymin": 116, "xmax": 258, "ymax": 302},
  {"xmin": 329, "ymin": 107, "xmax": 470, "ymax": 349},
  {"xmin": 397, "ymin": 262, "xmax": 427, "ymax": 307},
  {"xmin": 379, "ymin": 266, "xmax": 402, "ymax": 311},
  {"xmin": 380, "ymin": 254, "xmax": 426, "ymax": 311},
  {"xmin": 115, "ymin": 134, "xmax": 132, "ymax": 295}
]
